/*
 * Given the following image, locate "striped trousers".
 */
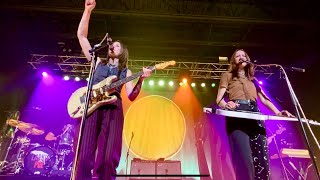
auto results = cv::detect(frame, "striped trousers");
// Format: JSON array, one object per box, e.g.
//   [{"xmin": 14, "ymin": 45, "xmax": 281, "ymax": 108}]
[{"xmin": 74, "ymin": 99, "xmax": 124, "ymax": 180}]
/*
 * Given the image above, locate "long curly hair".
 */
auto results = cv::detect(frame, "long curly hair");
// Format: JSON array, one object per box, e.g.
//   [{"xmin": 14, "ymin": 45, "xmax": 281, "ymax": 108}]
[{"xmin": 229, "ymin": 49, "xmax": 255, "ymax": 80}]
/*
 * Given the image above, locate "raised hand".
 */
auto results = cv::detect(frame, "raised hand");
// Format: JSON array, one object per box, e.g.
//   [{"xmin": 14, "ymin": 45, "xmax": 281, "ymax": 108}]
[{"xmin": 85, "ymin": 0, "xmax": 96, "ymax": 11}]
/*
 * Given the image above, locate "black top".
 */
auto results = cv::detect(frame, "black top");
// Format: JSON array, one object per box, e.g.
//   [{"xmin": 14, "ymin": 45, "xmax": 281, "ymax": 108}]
[{"xmin": 92, "ymin": 62, "xmax": 128, "ymax": 97}]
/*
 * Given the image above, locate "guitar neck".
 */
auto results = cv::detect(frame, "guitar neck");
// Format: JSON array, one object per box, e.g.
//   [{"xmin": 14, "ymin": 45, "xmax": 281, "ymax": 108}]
[{"xmin": 104, "ymin": 67, "xmax": 154, "ymax": 91}]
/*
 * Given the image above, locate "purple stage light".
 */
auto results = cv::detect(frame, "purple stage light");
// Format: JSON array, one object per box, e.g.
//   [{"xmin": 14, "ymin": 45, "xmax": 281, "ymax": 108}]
[
  {"xmin": 258, "ymin": 81, "xmax": 263, "ymax": 85},
  {"xmin": 42, "ymin": 72, "xmax": 48, "ymax": 77}
]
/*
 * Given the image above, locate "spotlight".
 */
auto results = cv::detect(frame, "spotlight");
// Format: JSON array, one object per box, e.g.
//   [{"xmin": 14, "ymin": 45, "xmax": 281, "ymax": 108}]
[
  {"xmin": 179, "ymin": 82, "xmax": 183, "ymax": 86},
  {"xmin": 149, "ymin": 80, "xmax": 154, "ymax": 86},
  {"xmin": 201, "ymin": 83, "xmax": 206, "ymax": 87},
  {"xmin": 258, "ymin": 81, "xmax": 263, "ymax": 85},
  {"xmin": 191, "ymin": 83, "xmax": 196, "ymax": 87},
  {"xmin": 75, "ymin": 77, "xmax": 80, "ymax": 81},
  {"xmin": 86, "ymin": 77, "xmax": 89, "ymax": 81},
  {"xmin": 158, "ymin": 80, "xmax": 165, "ymax": 86},
  {"xmin": 211, "ymin": 83, "xmax": 216, "ymax": 87},
  {"xmin": 42, "ymin": 72, "xmax": 48, "ymax": 77},
  {"xmin": 182, "ymin": 78, "xmax": 188, "ymax": 84},
  {"xmin": 63, "ymin": 76, "xmax": 70, "ymax": 81},
  {"xmin": 168, "ymin": 81, "xmax": 174, "ymax": 86}
]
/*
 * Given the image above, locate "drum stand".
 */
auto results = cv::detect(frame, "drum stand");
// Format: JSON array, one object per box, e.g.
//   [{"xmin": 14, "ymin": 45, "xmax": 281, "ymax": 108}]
[
  {"xmin": 59, "ymin": 149, "xmax": 69, "ymax": 171},
  {"xmin": 4, "ymin": 136, "xmax": 30, "ymax": 174},
  {"xmin": 287, "ymin": 160, "xmax": 313, "ymax": 180},
  {"xmin": 0, "ymin": 127, "xmax": 19, "ymax": 173}
]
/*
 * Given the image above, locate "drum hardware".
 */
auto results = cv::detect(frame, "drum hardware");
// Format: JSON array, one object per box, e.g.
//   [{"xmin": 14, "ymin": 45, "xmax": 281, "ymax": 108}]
[
  {"xmin": 0, "ymin": 126, "xmax": 19, "ymax": 173},
  {"xmin": 0, "ymin": 119, "xmax": 44, "ymax": 174},
  {"xmin": 57, "ymin": 149, "xmax": 72, "ymax": 171},
  {"xmin": 55, "ymin": 124, "xmax": 75, "ymax": 172},
  {"xmin": 57, "ymin": 124, "xmax": 74, "ymax": 150},
  {"xmin": 1, "ymin": 121, "xmax": 75, "ymax": 177}
]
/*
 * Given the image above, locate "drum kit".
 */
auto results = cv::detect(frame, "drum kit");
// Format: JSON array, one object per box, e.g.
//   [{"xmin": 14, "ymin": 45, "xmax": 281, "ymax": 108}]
[{"xmin": 0, "ymin": 119, "xmax": 75, "ymax": 177}]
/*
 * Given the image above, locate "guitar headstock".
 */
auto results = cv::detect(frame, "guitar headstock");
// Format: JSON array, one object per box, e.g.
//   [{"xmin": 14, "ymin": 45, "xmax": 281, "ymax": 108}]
[{"xmin": 154, "ymin": 61, "xmax": 176, "ymax": 70}]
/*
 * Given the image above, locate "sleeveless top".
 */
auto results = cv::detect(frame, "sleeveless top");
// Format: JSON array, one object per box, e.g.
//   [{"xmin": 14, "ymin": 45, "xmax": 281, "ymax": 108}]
[{"xmin": 92, "ymin": 62, "xmax": 128, "ymax": 98}]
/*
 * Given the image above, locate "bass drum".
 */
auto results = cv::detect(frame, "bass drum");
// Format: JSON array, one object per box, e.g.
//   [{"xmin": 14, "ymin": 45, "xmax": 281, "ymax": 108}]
[{"xmin": 24, "ymin": 146, "xmax": 57, "ymax": 175}]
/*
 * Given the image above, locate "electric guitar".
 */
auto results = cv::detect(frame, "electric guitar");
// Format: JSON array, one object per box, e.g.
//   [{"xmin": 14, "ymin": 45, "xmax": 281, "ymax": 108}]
[{"xmin": 67, "ymin": 61, "xmax": 176, "ymax": 119}]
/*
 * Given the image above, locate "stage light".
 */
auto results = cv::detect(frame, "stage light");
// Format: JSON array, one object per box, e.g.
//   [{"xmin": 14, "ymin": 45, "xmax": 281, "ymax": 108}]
[
  {"xmin": 63, "ymin": 76, "xmax": 70, "ymax": 81},
  {"xmin": 149, "ymin": 80, "xmax": 154, "ymax": 86},
  {"xmin": 75, "ymin": 77, "xmax": 80, "ymax": 81},
  {"xmin": 182, "ymin": 78, "xmax": 188, "ymax": 84},
  {"xmin": 179, "ymin": 82, "xmax": 183, "ymax": 86},
  {"xmin": 158, "ymin": 80, "xmax": 165, "ymax": 86},
  {"xmin": 211, "ymin": 83, "xmax": 216, "ymax": 87},
  {"xmin": 191, "ymin": 83, "xmax": 196, "ymax": 87},
  {"xmin": 201, "ymin": 83, "xmax": 206, "ymax": 87},
  {"xmin": 86, "ymin": 77, "xmax": 89, "ymax": 81},
  {"xmin": 219, "ymin": 56, "xmax": 228, "ymax": 63},
  {"xmin": 42, "ymin": 72, "xmax": 48, "ymax": 77},
  {"xmin": 168, "ymin": 81, "xmax": 174, "ymax": 86},
  {"xmin": 259, "ymin": 81, "xmax": 263, "ymax": 85}
]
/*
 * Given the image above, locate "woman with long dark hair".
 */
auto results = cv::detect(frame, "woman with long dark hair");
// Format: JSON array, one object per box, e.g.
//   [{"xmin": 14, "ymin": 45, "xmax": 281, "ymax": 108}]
[
  {"xmin": 74, "ymin": 0, "xmax": 152, "ymax": 179},
  {"xmin": 216, "ymin": 49, "xmax": 293, "ymax": 180}
]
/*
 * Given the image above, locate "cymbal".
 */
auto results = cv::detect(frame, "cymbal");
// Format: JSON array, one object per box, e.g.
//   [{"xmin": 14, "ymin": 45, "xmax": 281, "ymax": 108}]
[
  {"xmin": 6, "ymin": 119, "xmax": 44, "ymax": 135},
  {"xmin": 6, "ymin": 119, "xmax": 21, "ymax": 127},
  {"xmin": 18, "ymin": 126, "xmax": 44, "ymax": 135}
]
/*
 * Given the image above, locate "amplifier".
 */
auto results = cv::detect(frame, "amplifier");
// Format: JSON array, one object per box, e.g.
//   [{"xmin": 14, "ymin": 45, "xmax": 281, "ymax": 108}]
[
  {"xmin": 130, "ymin": 159, "xmax": 156, "ymax": 175},
  {"xmin": 130, "ymin": 159, "xmax": 181, "ymax": 179}
]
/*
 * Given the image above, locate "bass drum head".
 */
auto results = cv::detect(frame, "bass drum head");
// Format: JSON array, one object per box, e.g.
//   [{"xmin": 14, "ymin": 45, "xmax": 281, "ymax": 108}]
[{"xmin": 24, "ymin": 146, "xmax": 56, "ymax": 175}]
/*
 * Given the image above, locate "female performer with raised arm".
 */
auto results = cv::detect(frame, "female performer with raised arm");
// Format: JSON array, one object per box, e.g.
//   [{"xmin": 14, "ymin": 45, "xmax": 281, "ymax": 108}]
[{"xmin": 74, "ymin": 0, "xmax": 152, "ymax": 179}]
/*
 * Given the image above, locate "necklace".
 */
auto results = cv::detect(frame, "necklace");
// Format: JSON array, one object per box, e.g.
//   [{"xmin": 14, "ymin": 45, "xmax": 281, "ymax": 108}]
[
  {"xmin": 238, "ymin": 71, "xmax": 245, "ymax": 76},
  {"xmin": 107, "ymin": 63, "xmax": 118, "ymax": 68},
  {"xmin": 238, "ymin": 71, "xmax": 247, "ymax": 79}
]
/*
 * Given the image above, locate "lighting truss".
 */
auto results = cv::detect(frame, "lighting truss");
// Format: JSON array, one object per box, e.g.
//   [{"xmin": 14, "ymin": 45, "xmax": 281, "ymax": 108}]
[{"xmin": 28, "ymin": 54, "xmax": 275, "ymax": 79}]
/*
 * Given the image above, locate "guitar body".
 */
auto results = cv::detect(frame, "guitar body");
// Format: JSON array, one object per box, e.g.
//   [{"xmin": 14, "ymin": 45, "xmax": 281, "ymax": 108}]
[
  {"xmin": 67, "ymin": 60, "xmax": 176, "ymax": 119},
  {"xmin": 67, "ymin": 75, "xmax": 118, "ymax": 120}
]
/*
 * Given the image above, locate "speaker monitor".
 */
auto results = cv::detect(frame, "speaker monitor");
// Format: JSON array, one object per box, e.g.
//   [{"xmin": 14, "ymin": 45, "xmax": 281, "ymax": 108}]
[{"xmin": 130, "ymin": 159, "xmax": 181, "ymax": 179}]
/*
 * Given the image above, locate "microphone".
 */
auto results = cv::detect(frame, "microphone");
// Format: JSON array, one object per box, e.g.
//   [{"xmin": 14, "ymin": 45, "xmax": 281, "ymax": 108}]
[
  {"xmin": 239, "ymin": 58, "xmax": 255, "ymax": 64},
  {"xmin": 109, "ymin": 44, "xmax": 114, "ymax": 51},
  {"xmin": 89, "ymin": 43, "xmax": 101, "ymax": 53},
  {"xmin": 93, "ymin": 44, "xmax": 101, "ymax": 49},
  {"xmin": 289, "ymin": 67, "xmax": 305, "ymax": 73}
]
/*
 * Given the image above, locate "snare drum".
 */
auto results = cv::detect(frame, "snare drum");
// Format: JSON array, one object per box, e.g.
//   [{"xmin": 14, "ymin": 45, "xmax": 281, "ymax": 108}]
[{"xmin": 24, "ymin": 146, "xmax": 57, "ymax": 175}]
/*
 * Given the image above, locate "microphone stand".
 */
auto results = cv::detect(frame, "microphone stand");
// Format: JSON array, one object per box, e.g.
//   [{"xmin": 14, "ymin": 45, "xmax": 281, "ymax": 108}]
[
  {"xmin": 258, "ymin": 64, "xmax": 320, "ymax": 179},
  {"xmin": 125, "ymin": 132, "xmax": 134, "ymax": 180},
  {"xmin": 70, "ymin": 33, "xmax": 110, "ymax": 180}
]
